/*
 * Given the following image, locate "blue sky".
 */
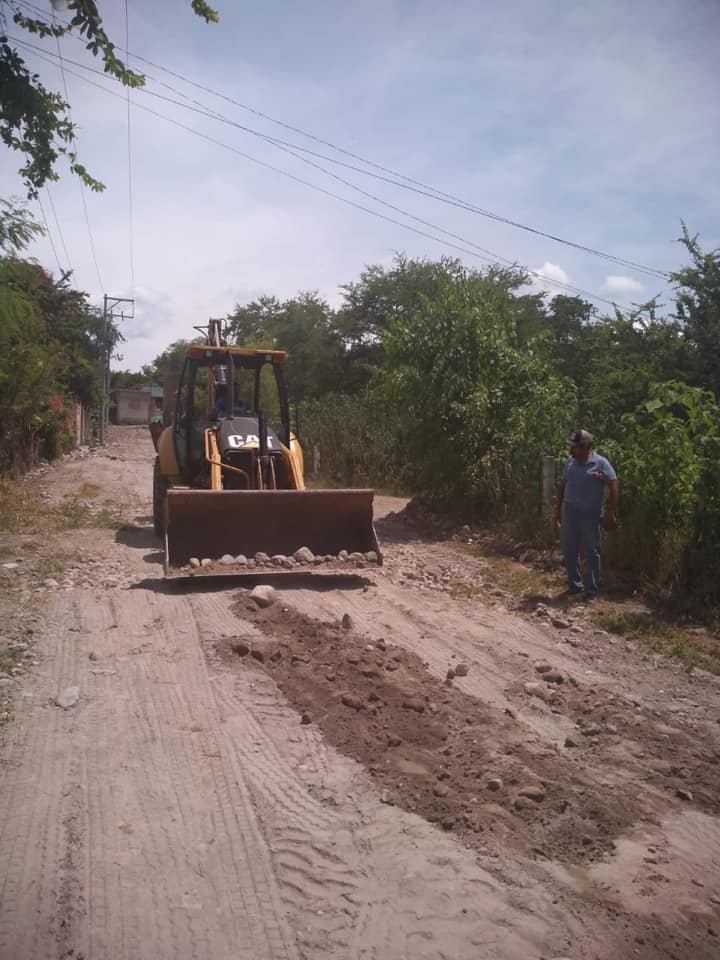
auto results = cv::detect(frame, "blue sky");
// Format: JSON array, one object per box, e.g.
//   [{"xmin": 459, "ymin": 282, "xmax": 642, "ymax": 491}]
[{"xmin": 2, "ymin": 0, "xmax": 718, "ymax": 368}]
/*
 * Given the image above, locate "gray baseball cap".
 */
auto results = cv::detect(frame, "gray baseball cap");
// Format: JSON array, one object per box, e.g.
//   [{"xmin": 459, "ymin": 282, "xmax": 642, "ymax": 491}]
[{"xmin": 568, "ymin": 429, "xmax": 592, "ymax": 446}]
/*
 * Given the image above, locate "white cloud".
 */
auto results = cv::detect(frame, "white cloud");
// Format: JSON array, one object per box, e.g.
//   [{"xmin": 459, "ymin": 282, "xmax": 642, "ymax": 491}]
[
  {"xmin": 529, "ymin": 261, "xmax": 571, "ymax": 296},
  {"xmin": 534, "ymin": 261, "xmax": 569, "ymax": 286},
  {"xmin": 602, "ymin": 275, "xmax": 645, "ymax": 295}
]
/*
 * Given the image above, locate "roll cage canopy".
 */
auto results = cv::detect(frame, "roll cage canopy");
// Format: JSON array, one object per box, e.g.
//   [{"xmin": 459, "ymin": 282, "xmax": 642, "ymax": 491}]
[
  {"xmin": 187, "ymin": 344, "xmax": 288, "ymax": 363},
  {"xmin": 174, "ymin": 347, "xmax": 291, "ymax": 478}
]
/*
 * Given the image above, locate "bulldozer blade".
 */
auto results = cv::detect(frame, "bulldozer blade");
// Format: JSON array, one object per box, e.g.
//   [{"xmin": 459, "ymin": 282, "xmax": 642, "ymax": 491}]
[{"xmin": 164, "ymin": 488, "xmax": 381, "ymax": 574}]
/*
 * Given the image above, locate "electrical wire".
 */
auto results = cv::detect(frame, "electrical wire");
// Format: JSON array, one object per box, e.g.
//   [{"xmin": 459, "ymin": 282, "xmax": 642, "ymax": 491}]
[
  {"xmin": 18, "ymin": 42, "xmax": 645, "ymax": 313},
  {"xmin": 45, "ymin": 185, "xmax": 73, "ymax": 273},
  {"xmin": 36, "ymin": 193, "xmax": 63, "ymax": 274},
  {"xmin": 17, "ymin": 39, "xmax": 648, "ymax": 310},
  {"xmin": 11, "ymin": 0, "xmax": 668, "ymax": 280},
  {"xmin": 124, "ymin": 0, "xmax": 135, "ymax": 294},
  {"xmin": 136, "ymin": 66, "xmax": 667, "ymax": 279},
  {"xmin": 26, "ymin": 42, "xmax": 517, "ymax": 275},
  {"xmin": 52, "ymin": 10, "xmax": 105, "ymax": 291}
]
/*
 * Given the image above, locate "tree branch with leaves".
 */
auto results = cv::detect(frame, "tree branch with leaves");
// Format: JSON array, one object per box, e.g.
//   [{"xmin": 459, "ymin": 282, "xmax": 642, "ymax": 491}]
[{"xmin": 0, "ymin": 0, "xmax": 218, "ymax": 196}]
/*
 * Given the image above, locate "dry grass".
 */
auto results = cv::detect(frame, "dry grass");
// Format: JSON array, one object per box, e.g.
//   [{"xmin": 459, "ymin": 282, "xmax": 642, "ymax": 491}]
[
  {"xmin": 30, "ymin": 555, "xmax": 74, "ymax": 581},
  {"xmin": 0, "ymin": 649, "xmax": 20, "ymax": 676},
  {"xmin": 480, "ymin": 555, "xmax": 564, "ymax": 599},
  {"xmin": 593, "ymin": 609, "xmax": 720, "ymax": 675},
  {"xmin": 465, "ymin": 538, "xmax": 720, "ymax": 674},
  {"xmin": 0, "ymin": 479, "xmax": 122, "ymax": 534},
  {"xmin": 0, "ymin": 642, "xmax": 24, "ymax": 726},
  {"xmin": 449, "ymin": 581, "xmax": 484, "ymax": 600}
]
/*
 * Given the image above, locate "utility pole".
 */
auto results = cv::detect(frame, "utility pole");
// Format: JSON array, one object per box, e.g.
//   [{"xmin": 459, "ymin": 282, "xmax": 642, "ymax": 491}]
[{"xmin": 100, "ymin": 295, "xmax": 134, "ymax": 444}]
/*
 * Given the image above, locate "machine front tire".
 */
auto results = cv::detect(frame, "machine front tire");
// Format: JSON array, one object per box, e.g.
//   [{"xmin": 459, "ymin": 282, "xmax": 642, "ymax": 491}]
[{"xmin": 153, "ymin": 457, "xmax": 169, "ymax": 538}]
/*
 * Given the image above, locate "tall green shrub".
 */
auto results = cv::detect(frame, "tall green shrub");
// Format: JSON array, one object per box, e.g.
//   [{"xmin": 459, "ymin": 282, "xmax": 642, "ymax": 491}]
[
  {"xmin": 605, "ymin": 381, "xmax": 720, "ymax": 596},
  {"xmin": 297, "ymin": 393, "xmax": 402, "ymax": 490},
  {"xmin": 377, "ymin": 272, "xmax": 574, "ymax": 520}
]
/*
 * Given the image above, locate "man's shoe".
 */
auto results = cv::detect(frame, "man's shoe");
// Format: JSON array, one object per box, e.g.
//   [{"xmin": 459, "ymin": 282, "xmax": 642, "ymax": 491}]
[{"xmin": 583, "ymin": 593, "xmax": 597, "ymax": 603}]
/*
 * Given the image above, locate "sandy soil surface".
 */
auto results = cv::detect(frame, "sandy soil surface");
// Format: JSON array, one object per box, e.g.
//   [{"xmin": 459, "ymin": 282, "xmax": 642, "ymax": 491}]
[{"xmin": 0, "ymin": 426, "xmax": 719, "ymax": 960}]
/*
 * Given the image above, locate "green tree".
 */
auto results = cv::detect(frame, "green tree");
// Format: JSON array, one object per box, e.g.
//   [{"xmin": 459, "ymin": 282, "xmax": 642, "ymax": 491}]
[
  {"xmin": 141, "ymin": 339, "xmax": 197, "ymax": 382},
  {"xmin": 226, "ymin": 295, "xmax": 283, "ymax": 345},
  {"xmin": 1, "ymin": 0, "xmax": 218, "ymax": 195},
  {"xmin": 228, "ymin": 293, "xmax": 346, "ymax": 401},
  {"xmin": 537, "ymin": 294, "xmax": 687, "ymax": 443},
  {"xmin": 605, "ymin": 381, "xmax": 720, "ymax": 600},
  {"xmin": 0, "ymin": 255, "xmax": 120, "ymax": 470},
  {"xmin": 672, "ymin": 225, "xmax": 720, "ymax": 397},
  {"xmin": 377, "ymin": 260, "xmax": 573, "ymax": 515},
  {"xmin": 0, "ymin": 261, "xmax": 51, "ymax": 470},
  {"xmin": 110, "ymin": 368, "xmax": 153, "ymax": 390},
  {"xmin": 336, "ymin": 255, "xmax": 546, "ymax": 391},
  {"xmin": 336, "ymin": 256, "xmax": 469, "ymax": 389},
  {"xmin": 0, "ymin": 196, "xmax": 43, "ymax": 253}
]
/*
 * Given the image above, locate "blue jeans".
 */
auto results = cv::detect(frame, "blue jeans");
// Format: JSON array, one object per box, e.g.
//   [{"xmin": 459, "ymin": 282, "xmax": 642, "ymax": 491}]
[{"xmin": 561, "ymin": 503, "xmax": 603, "ymax": 596}]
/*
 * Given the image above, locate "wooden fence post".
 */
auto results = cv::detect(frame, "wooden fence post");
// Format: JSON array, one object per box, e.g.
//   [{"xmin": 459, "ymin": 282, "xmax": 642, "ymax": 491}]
[
  {"xmin": 313, "ymin": 445, "xmax": 321, "ymax": 480},
  {"xmin": 542, "ymin": 456, "xmax": 555, "ymax": 510}
]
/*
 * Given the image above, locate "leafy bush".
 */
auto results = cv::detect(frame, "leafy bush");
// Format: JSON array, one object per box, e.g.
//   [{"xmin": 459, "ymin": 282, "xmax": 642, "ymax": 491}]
[
  {"xmin": 297, "ymin": 393, "xmax": 403, "ymax": 490},
  {"xmin": 376, "ymin": 268, "xmax": 574, "ymax": 522},
  {"xmin": 0, "ymin": 257, "xmax": 119, "ymax": 475},
  {"xmin": 604, "ymin": 381, "xmax": 720, "ymax": 601}
]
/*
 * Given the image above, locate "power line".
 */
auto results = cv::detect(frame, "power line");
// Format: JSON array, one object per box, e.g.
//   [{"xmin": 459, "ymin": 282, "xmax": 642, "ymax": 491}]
[
  {"xmin": 11, "ymin": 0, "xmax": 667, "ymax": 280},
  {"xmin": 124, "ymin": 0, "xmax": 135, "ymax": 294},
  {"xmin": 115, "ymin": 50, "xmax": 670, "ymax": 279},
  {"xmin": 139, "ymin": 68, "xmax": 667, "ymax": 280},
  {"xmin": 89, "ymin": 70, "xmax": 519, "ymax": 274},
  {"xmin": 15, "ymin": 40, "xmax": 645, "ymax": 311},
  {"xmin": 36, "ymin": 193, "xmax": 63, "ymax": 275},
  {"xmin": 52, "ymin": 11, "xmax": 105, "ymax": 291},
  {"xmin": 45, "ymin": 185, "xmax": 73, "ymax": 273},
  {"xmin": 29, "ymin": 42, "xmax": 516, "ymax": 275},
  {"xmin": 19, "ymin": 43, "xmax": 643, "ymax": 313}
]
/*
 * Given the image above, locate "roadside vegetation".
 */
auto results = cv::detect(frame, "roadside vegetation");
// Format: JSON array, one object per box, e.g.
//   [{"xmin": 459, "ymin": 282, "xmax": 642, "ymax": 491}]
[
  {"xmin": 0, "ymin": 205, "xmax": 123, "ymax": 473},
  {"xmin": 0, "ymin": 477, "xmax": 122, "ymax": 534},
  {"xmin": 109, "ymin": 232, "xmax": 720, "ymax": 617},
  {"xmin": 2, "ymin": 170, "xmax": 718, "ymax": 626},
  {"xmin": 467, "ymin": 544, "xmax": 720, "ymax": 673},
  {"xmin": 593, "ymin": 609, "xmax": 720, "ymax": 676}
]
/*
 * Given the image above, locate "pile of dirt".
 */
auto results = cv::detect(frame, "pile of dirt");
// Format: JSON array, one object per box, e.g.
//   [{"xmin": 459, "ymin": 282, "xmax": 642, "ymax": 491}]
[
  {"xmin": 222, "ymin": 595, "xmax": 648, "ymax": 866},
  {"xmin": 381, "ymin": 495, "xmax": 460, "ymax": 541},
  {"xmin": 382, "ymin": 497, "xmax": 564, "ymax": 573}
]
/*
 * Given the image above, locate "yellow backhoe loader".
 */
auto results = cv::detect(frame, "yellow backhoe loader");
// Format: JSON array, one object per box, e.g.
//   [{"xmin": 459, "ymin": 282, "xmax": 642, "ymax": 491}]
[{"xmin": 151, "ymin": 321, "xmax": 380, "ymax": 576}]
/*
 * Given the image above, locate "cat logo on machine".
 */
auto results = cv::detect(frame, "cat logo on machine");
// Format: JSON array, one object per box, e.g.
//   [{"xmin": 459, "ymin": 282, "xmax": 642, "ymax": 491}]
[{"xmin": 227, "ymin": 434, "xmax": 275, "ymax": 449}]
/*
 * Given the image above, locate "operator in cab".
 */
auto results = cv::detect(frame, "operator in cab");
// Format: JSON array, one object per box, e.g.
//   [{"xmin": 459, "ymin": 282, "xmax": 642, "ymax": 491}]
[{"xmin": 210, "ymin": 384, "xmax": 251, "ymax": 419}]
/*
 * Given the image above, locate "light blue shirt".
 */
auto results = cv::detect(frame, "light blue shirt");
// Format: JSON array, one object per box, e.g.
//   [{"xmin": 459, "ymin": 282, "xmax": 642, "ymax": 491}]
[{"xmin": 562, "ymin": 453, "xmax": 617, "ymax": 517}]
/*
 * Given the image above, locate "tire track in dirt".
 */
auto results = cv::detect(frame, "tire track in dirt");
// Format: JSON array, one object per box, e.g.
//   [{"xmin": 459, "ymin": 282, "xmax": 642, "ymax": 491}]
[
  {"xmin": 0, "ymin": 594, "xmax": 71, "ymax": 960},
  {"xmin": 4, "ymin": 428, "xmax": 719, "ymax": 959},
  {"xmin": 79, "ymin": 590, "xmax": 129, "ymax": 960},
  {"xmin": 205, "ymin": 624, "xmax": 602, "ymax": 960},
  {"xmin": 204, "ymin": 665, "xmax": 362, "ymax": 956},
  {"xmin": 0, "ymin": 579, "xmax": 299, "ymax": 960},
  {"xmin": 224, "ymin": 586, "xmax": 720, "ymax": 957},
  {"xmin": 125, "ymin": 588, "xmax": 298, "ymax": 959},
  {"xmin": 200, "ymin": 595, "xmax": 554, "ymax": 959}
]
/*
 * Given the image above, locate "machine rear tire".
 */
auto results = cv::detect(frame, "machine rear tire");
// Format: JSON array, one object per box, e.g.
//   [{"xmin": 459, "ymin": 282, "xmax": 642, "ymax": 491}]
[{"xmin": 153, "ymin": 457, "xmax": 169, "ymax": 538}]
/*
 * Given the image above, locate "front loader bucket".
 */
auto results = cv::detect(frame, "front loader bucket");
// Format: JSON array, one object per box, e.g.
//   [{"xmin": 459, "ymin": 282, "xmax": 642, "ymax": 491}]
[{"xmin": 163, "ymin": 488, "xmax": 381, "ymax": 575}]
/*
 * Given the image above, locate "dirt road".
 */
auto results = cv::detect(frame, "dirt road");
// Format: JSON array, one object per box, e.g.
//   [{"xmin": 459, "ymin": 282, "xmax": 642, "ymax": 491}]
[{"xmin": 1, "ymin": 426, "xmax": 719, "ymax": 959}]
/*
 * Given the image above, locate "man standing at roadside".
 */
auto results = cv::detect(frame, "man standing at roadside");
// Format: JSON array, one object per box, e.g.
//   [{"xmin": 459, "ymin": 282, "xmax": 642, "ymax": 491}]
[{"xmin": 555, "ymin": 430, "xmax": 619, "ymax": 600}]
